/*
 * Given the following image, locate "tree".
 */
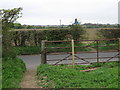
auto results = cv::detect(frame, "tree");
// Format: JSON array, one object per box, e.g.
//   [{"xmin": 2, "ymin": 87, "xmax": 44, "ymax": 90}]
[
  {"xmin": 14, "ymin": 23, "xmax": 23, "ymax": 29},
  {"xmin": 69, "ymin": 24, "xmax": 85, "ymax": 40},
  {"xmin": 1, "ymin": 7, "xmax": 22, "ymax": 58}
]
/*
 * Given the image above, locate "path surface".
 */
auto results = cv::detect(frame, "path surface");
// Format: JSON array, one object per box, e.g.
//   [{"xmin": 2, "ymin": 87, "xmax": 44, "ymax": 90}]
[
  {"xmin": 18, "ymin": 55, "xmax": 42, "ymax": 88},
  {"xmin": 20, "ymin": 69, "xmax": 42, "ymax": 88}
]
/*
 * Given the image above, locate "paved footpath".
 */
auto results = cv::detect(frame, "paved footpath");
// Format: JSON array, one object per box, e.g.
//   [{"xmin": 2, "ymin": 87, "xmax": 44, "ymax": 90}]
[{"xmin": 18, "ymin": 52, "xmax": 119, "ymax": 70}]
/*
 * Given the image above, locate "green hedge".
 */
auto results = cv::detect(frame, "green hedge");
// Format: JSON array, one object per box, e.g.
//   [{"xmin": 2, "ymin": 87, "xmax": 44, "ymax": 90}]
[
  {"xmin": 2, "ymin": 57, "xmax": 26, "ymax": 88},
  {"xmin": 11, "ymin": 25, "xmax": 85, "ymax": 46},
  {"xmin": 98, "ymin": 28, "xmax": 120, "ymax": 39}
]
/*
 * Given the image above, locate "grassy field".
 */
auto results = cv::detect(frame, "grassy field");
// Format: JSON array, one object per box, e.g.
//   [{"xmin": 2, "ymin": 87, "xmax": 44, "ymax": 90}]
[
  {"xmin": 36, "ymin": 62, "xmax": 119, "ymax": 88},
  {"xmin": 2, "ymin": 57, "xmax": 26, "ymax": 88},
  {"xmin": 85, "ymin": 28, "xmax": 99, "ymax": 40}
]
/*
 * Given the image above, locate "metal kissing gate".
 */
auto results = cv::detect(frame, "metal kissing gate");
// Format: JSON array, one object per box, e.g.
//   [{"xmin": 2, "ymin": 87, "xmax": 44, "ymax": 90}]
[{"xmin": 41, "ymin": 39, "xmax": 120, "ymax": 65}]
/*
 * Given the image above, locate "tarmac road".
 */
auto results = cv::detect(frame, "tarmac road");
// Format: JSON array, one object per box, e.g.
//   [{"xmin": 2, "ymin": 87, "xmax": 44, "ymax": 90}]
[{"xmin": 18, "ymin": 52, "xmax": 119, "ymax": 70}]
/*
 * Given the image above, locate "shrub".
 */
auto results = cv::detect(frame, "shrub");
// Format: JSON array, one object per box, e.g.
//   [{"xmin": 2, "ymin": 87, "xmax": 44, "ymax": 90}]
[{"xmin": 98, "ymin": 28, "xmax": 120, "ymax": 39}]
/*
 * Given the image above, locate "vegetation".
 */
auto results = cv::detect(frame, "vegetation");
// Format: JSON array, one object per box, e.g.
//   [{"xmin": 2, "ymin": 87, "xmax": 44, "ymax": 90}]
[
  {"xmin": 98, "ymin": 28, "xmax": 120, "ymax": 39},
  {"xmin": 12, "ymin": 42, "xmax": 92, "ymax": 55},
  {"xmin": 13, "ymin": 23, "xmax": 118, "ymax": 29},
  {"xmin": 2, "ymin": 7, "xmax": 23, "ymax": 58},
  {"xmin": 11, "ymin": 24, "xmax": 85, "ymax": 47},
  {"xmin": 13, "ymin": 46, "xmax": 41, "ymax": 55},
  {"xmin": 1, "ymin": 8, "xmax": 26, "ymax": 88},
  {"xmin": 10, "ymin": 24, "xmax": 86, "ymax": 55},
  {"xmin": 37, "ymin": 62, "xmax": 119, "ymax": 88},
  {"xmin": 12, "ymin": 39, "xmax": 118, "ymax": 55},
  {"xmin": 2, "ymin": 57, "xmax": 26, "ymax": 88},
  {"xmin": 88, "ymin": 40, "xmax": 118, "ymax": 51},
  {"xmin": 46, "ymin": 42, "xmax": 91, "ymax": 53},
  {"xmin": 83, "ymin": 23, "xmax": 118, "ymax": 28}
]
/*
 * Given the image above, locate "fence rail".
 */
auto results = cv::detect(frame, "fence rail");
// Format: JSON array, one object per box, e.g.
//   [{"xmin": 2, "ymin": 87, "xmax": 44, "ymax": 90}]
[{"xmin": 41, "ymin": 38, "xmax": 120, "ymax": 65}]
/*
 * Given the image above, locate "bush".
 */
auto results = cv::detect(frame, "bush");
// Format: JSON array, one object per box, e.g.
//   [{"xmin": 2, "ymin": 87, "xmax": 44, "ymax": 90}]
[
  {"xmin": 98, "ymin": 28, "xmax": 120, "ymax": 39},
  {"xmin": 2, "ymin": 57, "xmax": 26, "ymax": 88}
]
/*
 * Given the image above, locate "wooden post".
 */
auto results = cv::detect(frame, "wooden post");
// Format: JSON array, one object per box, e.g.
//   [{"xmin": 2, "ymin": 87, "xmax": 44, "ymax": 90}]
[
  {"xmin": 118, "ymin": 38, "xmax": 120, "ymax": 62},
  {"xmin": 72, "ymin": 39, "xmax": 75, "ymax": 68},
  {"xmin": 41, "ymin": 40, "xmax": 47, "ymax": 64},
  {"xmin": 96, "ymin": 40, "xmax": 99, "ymax": 63}
]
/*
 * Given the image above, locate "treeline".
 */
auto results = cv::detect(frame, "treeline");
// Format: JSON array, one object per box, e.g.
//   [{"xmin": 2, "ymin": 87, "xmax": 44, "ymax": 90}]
[
  {"xmin": 13, "ymin": 23, "xmax": 45, "ymax": 29},
  {"xmin": 11, "ymin": 25, "xmax": 85, "ymax": 46},
  {"xmin": 83, "ymin": 23, "xmax": 118, "ymax": 28},
  {"xmin": 13, "ymin": 23, "xmax": 119, "ymax": 29}
]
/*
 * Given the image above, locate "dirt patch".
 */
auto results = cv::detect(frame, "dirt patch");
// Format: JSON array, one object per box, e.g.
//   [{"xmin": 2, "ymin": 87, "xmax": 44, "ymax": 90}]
[
  {"xmin": 20, "ymin": 69, "xmax": 42, "ymax": 88},
  {"xmin": 80, "ymin": 67, "xmax": 97, "ymax": 72}
]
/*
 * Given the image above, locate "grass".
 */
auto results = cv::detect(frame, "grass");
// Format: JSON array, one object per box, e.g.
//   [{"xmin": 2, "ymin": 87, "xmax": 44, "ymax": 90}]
[
  {"xmin": 12, "ymin": 40, "xmax": 118, "ymax": 55},
  {"xmin": 12, "ymin": 42, "xmax": 91, "ymax": 55},
  {"xmin": 36, "ymin": 62, "xmax": 119, "ymax": 88},
  {"xmin": 13, "ymin": 46, "xmax": 41, "ymax": 55},
  {"xmin": 89, "ymin": 41, "xmax": 118, "ymax": 51},
  {"xmin": 44, "ymin": 42, "xmax": 91, "ymax": 53},
  {"xmin": 2, "ymin": 57, "xmax": 26, "ymax": 88},
  {"xmin": 0, "ymin": 59, "xmax": 2, "ymax": 89}
]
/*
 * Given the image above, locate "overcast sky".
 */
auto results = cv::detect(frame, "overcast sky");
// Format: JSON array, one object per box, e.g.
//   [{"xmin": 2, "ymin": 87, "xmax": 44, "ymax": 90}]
[{"xmin": 0, "ymin": 0, "xmax": 119, "ymax": 25}]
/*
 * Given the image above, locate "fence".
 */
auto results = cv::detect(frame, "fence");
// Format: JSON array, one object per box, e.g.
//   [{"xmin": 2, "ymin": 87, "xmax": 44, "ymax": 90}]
[{"xmin": 41, "ymin": 38, "xmax": 120, "ymax": 65}]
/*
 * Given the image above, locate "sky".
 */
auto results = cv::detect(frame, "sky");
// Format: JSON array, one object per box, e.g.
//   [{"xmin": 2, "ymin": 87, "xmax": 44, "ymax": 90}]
[{"xmin": 0, "ymin": 0, "xmax": 120, "ymax": 25}]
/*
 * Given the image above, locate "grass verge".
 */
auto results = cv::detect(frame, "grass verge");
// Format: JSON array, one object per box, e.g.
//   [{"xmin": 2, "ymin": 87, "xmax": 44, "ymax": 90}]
[
  {"xmin": 2, "ymin": 57, "xmax": 26, "ymax": 88},
  {"xmin": 13, "ymin": 46, "xmax": 41, "ymax": 55},
  {"xmin": 36, "ymin": 62, "xmax": 119, "ymax": 88}
]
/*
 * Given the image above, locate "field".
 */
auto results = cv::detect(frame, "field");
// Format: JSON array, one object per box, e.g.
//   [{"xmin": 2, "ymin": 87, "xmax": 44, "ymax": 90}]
[
  {"xmin": 85, "ymin": 28, "xmax": 99, "ymax": 40},
  {"xmin": 36, "ymin": 62, "xmax": 119, "ymax": 88}
]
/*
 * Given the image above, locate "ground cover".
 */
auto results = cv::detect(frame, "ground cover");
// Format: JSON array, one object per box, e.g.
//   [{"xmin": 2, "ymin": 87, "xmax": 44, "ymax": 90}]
[
  {"xmin": 2, "ymin": 57, "xmax": 26, "ymax": 88},
  {"xmin": 36, "ymin": 62, "xmax": 119, "ymax": 88}
]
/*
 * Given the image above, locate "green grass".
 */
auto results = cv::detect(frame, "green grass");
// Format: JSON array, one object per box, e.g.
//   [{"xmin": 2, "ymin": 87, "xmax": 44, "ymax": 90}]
[
  {"xmin": 12, "ymin": 40, "xmax": 118, "ymax": 55},
  {"xmin": 89, "ymin": 41, "xmax": 118, "ymax": 51},
  {"xmin": 13, "ymin": 46, "xmax": 41, "ymax": 55},
  {"xmin": 0, "ymin": 59, "xmax": 2, "ymax": 90},
  {"xmin": 46, "ymin": 42, "xmax": 91, "ymax": 53},
  {"xmin": 2, "ymin": 57, "xmax": 26, "ymax": 88},
  {"xmin": 36, "ymin": 62, "xmax": 119, "ymax": 88},
  {"xmin": 13, "ymin": 42, "xmax": 91, "ymax": 55}
]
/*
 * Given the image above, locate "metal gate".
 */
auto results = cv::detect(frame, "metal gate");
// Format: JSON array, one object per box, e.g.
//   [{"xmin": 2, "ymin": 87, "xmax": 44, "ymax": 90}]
[{"xmin": 41, "ymin": 39, "xmax": 120, "ymax": 65}]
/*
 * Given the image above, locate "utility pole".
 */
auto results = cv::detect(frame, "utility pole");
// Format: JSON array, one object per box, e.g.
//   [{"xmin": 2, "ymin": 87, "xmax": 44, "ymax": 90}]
[{"xmin": 60, "ymin": 19, "xmax": 61, "ymax": 27}]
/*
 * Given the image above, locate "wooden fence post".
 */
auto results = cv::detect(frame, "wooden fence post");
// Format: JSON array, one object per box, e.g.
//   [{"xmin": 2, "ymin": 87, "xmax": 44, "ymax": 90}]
[
  {"xmin": 96, "ymin": 40, "xmax": 99, "ymax": 63},
  {"xmin": 118, "ymin": 38, "xmax": 120, "ymax": 62},
  {"xmin": 41, "ymin": 40, "xmax": 47, "ymax": 64},
  {"xmin": 72, "ymin": 39, "xmax": 75, "ymax": 68}
]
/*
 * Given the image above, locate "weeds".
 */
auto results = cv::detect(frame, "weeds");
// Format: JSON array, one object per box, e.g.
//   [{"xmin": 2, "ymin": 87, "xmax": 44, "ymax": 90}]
[
  {"xmin": 36, "ymin": 62, "xmax": 119, "ymax": 88},
  {"xmin": 2, "ymin": 57, "xmax": 26, "ymax": 88}
]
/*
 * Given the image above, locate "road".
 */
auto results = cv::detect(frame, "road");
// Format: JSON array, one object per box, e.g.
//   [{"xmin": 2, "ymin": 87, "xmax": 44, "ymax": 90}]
[{"xmin": 18, "ymin": 52, "xmax": 119, "ymax": 70}]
